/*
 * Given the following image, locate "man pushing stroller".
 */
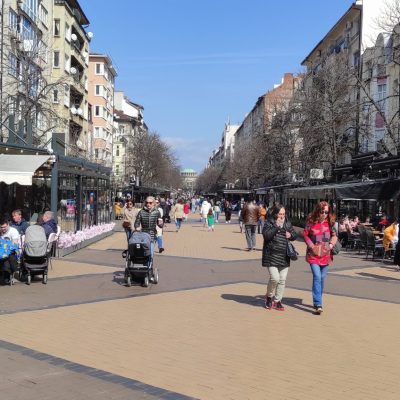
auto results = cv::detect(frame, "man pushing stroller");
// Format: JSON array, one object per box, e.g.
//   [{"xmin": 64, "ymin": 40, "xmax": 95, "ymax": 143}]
[{"xmin": 134, "ymin": 196, "xmax": 163, "ymax": 259}]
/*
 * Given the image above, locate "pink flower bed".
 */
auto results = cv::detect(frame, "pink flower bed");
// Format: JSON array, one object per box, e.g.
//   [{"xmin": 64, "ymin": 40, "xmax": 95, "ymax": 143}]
[{"xmin": 57, "ymin": 223, "xmax": 115, "ymax": 249}]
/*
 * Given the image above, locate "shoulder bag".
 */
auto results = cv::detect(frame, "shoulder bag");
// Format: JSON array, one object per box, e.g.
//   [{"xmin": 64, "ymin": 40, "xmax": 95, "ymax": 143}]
[{"xmin": 287, "ymin": 241, "xmax": 298, "ymax": 261}]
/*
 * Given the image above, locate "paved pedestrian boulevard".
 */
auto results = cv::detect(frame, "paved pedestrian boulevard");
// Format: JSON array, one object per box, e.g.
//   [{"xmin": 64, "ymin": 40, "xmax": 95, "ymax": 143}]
[{"xmin": 0, "ymin": 216, "xmax": 399, "ymax": 399}]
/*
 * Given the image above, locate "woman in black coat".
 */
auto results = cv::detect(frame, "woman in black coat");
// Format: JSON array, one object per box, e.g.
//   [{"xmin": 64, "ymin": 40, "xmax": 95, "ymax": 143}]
[{"xmin": 262, "ymin": 203, "xmax": 297, "ymax": 311}]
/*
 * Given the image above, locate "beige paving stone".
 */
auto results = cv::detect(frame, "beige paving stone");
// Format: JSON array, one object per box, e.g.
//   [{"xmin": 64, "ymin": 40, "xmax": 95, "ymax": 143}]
[
  {"xmin": 0, "ymin": 283, "xmax": 399, "ymax": 400},
  {"xmin": 89, "ymin": 215, "xmax": 307, "ymax": 261},
  {"xmin": 45, "ymin": 259, "xmax": 120, "ymax": 279},
  {"xmin": 332, "ymin": 264, "xmax": 400, "ymax": 280}
]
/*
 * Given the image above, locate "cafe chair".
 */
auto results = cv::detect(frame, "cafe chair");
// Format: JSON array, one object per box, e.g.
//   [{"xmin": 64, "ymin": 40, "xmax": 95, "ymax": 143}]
[
  {"xmin": 365, "ymin": 229, "xmax": 384, "ymax": 259},
  {"xmin": 382, "ymin": 243, "xmax": 396, "ymax": 261}
]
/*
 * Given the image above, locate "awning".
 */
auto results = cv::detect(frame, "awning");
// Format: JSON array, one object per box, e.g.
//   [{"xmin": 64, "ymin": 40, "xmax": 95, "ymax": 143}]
[{"xmin": 0, "ymin": 154, "xmax": 51, "ymax": 185}]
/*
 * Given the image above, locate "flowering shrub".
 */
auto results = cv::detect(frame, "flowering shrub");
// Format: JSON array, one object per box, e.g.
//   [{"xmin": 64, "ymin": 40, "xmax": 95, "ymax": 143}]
[{"xmin": 57, "ymin": 223, "xmax": 115, "ymax": 249}]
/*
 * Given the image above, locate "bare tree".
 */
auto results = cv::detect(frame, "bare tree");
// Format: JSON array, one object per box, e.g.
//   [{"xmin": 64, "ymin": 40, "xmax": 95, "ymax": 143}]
[
  {"xmin": 126, "ymin": 130, "xmax": 182, "ymax": 189},
  {"xmin": 0, "ymin": 8, "xmax": 69, "ymax": 147},
  {"xmin": 296, "ymin": 53, "xmax": 358, "ymax": 178}
]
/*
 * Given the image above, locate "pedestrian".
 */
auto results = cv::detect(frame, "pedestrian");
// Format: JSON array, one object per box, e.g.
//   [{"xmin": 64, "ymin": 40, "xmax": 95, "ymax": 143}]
[
  {"xmin": 207, "ymin": 208, "xmax": 215, "ymax": 232},
  {"xmin": 154, "ymin": 199, "xmax": 165, "ymax": 253},
  {"xmin": 224, "ymin": 201, "xmax": 232, "ymax": 223},
  {"xmin": 238, "ymin": 208, "xmax": 244, "ymax": 233},
  {"xmin": 122, "ymin": 199, "xmax": 138, "ymax": 240},
  {"xmin": 134, "ymin": 196, "xmax": 163, "ymax": 259},
  {"xmin": 258, "ymin": 203, "xmax": 267, "ymax": 234},
  {"xmin": 262, "ymin": 204, "xmax": 297, "ymax": 311},
  {"xmin": 183, "ymin": 201, "xmax": 190, "ymax": 221},
  {"xmin": 303, "ymin": 201, "xmax": 338, "ymax": 314},
  {"xmin": 173, "ymin": 199, "xmax": 185, "ymax": 231},
  {"xmin": 242, "ymin": 198, "xmax": 260, "ymax": 250},
  {"xmin": 200, "ymin": 198, "xmax": 211, "ymax": 226},
  {"xmin": 213, "ymin": 202, "xmax": 221, "ymax": 223}
]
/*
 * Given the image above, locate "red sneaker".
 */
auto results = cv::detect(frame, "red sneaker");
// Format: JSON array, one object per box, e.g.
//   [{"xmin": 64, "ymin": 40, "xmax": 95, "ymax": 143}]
[{"xmin": 273, "ymin": 301, "xmax": 285, "ymax": 311}]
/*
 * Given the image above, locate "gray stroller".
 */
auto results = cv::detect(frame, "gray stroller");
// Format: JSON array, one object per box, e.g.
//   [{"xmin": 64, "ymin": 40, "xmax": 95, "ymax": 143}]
[
  {"xmin": 123, "ymin": 231, "xmax": 159, "ymax": 287},
  {"xmin": 20, "ymin": 225, "xmax": 50, "ymax": 284}
]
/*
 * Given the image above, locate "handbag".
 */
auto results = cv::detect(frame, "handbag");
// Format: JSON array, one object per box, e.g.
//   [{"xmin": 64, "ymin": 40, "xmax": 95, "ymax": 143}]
[
  {"xmin": 287, "ymin": 241, "xmax": 298, "ymax": 261},
  {"xmin": 332, "ymin": 240, "xmax": 342, "ymax": 255}
]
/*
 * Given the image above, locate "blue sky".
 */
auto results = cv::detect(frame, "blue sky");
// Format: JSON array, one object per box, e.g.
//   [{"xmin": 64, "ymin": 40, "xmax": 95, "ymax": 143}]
[{"xmin": 80, "ymin": 0, "xmax": 354, "ymax": 172}]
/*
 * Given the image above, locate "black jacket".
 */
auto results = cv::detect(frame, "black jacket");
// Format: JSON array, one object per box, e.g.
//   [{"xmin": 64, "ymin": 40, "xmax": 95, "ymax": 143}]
[
  {"xmin": 262, "ymin": 218, "xmax": 297, "ymax": 268},
  {"xmin": 134, "ymin": 207, "xmax": 161, "ymax": 241}
]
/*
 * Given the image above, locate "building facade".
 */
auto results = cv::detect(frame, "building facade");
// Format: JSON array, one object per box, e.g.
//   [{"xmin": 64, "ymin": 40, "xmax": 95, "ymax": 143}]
[
  {"xmin": 51, "ymin": 0, "xmax": 91, "ymax": 158},
  {"xmin": 112, "ymin": 91, "xmax": 145, "ymax": 189},
  {"xmin": 88, "ymin": 53, "xmax": 117, "ymax": 167},
  {"xmin": 181, "ymin": 168, "xmax": 197, "ymax": 191}
]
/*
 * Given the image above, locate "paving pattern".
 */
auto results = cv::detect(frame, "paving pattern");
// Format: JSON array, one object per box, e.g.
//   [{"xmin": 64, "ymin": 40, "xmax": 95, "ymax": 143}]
[{"xmin": 0, "ymin": 214, "xmax": 399, "ymax": 399}]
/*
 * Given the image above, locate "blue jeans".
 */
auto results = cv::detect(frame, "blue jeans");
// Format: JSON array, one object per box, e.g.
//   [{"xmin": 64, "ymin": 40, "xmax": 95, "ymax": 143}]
[
  {"xmin": 214, "ymin": 212, "xmax": 220, "ymax": 222},
  {"xmin": 175, "ymin": 218, "xmax": 182, "ymax": 230},
  {"xmin": 156, "ymin": 235, "xmax": 163, "ymax": 250},
  {"xmin": 310, "ymin": 264, "xmax": 329, "ymax": 307}
]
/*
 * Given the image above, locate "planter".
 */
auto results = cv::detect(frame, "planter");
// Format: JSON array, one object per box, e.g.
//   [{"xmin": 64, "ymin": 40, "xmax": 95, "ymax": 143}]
[{"xmin": 57, "ymin": 230, "xmax": 114, "ymax": 257}]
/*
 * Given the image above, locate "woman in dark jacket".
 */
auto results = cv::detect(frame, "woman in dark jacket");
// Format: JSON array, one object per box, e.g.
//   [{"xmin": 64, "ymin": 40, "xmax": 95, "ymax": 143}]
[{"xmin": 262, "ymin": 203, "xmax": 297, "ymax": 311}]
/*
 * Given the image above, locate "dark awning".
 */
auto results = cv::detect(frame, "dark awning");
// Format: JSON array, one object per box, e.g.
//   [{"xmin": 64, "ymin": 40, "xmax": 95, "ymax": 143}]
[{"xmin": 335, "ymin": 180, "xmax": 400, "ymax": 201}]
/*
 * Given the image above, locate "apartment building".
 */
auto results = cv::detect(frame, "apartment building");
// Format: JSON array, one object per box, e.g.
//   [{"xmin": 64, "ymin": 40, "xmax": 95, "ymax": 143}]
[
  {"xmin": 0, "ymin": 0, "xmax": 53, "ymax": 142},
  {"xmin": 112, "ymin": 91, "xmax": 145, "ymax": 188},
  {"xmin": 88, "ymin": 53, "xmax": 117, "ymax": 166},
  {"xmin": 235, "ymin": 73, "xmax": 300, "ymax": 147},
  {"xmin": 51, "ymin": 0, "xmax": 91, "ymax": 157}
]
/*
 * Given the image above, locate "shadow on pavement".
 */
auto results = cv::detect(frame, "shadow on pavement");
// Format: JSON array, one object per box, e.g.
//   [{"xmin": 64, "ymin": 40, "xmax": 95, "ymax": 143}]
[
  {"xmin": 221, "ymin": 293, "xmax": 316, "ymax": 315},
  {"xmin": 356, "ymin": 272, "xmax": 400, "ymax": 281}
]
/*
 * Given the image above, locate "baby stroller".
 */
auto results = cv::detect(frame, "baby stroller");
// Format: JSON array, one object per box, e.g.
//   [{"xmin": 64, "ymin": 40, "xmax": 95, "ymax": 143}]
[
  {"xmin": 123, "ymin": 231, "xmax": 159, "ymax": 287},
  {"xmin": 20, "ymin": 225, "xmax": 50, "ymax": 285}
]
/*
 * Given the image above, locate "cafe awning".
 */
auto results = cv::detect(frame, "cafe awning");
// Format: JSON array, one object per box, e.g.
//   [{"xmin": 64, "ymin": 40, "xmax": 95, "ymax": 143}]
[{"xmin": 0, "ymin": 154, "xmax": 51, "ymax": 185}]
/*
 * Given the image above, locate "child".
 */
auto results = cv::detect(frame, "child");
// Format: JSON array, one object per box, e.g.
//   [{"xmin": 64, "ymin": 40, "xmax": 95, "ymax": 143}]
[{"xmin": 207, "ymin": 208, "xmax": 215, "ymax": 232}]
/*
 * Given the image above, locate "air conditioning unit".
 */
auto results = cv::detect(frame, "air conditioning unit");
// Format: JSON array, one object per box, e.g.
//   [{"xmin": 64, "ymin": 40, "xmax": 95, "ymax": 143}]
[
  {"xmin": 310, "ymin": 168, "xmax": 324, "ymax": 179},
  {"xmin": 23, "ymin": 40, "xmax": 33, "ymax": 52}
]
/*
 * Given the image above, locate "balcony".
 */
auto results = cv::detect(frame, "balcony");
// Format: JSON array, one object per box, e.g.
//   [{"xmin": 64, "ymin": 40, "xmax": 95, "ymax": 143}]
[{"xmin": 20, "ymin": 2, "xmax": 38, "ymax": 24}]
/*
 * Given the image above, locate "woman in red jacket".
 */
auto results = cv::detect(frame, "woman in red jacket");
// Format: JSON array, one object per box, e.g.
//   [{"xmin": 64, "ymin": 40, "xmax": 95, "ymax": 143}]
[{"xmin": 303, "ymin": 201, "xmax": 338, "ymax": 314}]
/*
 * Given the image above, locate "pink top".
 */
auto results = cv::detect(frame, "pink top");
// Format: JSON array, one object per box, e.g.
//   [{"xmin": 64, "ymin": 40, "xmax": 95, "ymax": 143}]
[
  {"xmin": 303, "ymin": 220, "xmax": 336, "ymax": 266},
  {"xmin": 183, "ymin": 204, "xmax": 190, "ymax": 214}
]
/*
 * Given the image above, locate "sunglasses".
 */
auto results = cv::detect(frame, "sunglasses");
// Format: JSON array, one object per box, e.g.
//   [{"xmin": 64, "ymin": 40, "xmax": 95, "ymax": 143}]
[
  {"xmin": 145, "ymin": 201, "xmax": 153, "ymax": 204},
  {"xmin": 320, "ymin": 211, "xmax": 329, "ymax": 215}
]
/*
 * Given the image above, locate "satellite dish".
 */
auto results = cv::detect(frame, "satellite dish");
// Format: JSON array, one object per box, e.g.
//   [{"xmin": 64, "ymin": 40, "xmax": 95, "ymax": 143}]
[
  {"xmin": 71, "ymin": 107, "xmax": 77, "ymax": 115},
  {"xmin": 76, "ymin": 140, "xmax": 83, "ymax": 148},
  {"xmin": 77, "ymin": 108, "xmax": 83, "ymax": 115},
  {"xmin": 70, "ymin": 66, "xmax": 77, "ymax": 74},
  {"xmin": 71, "ymin": 33, "xmax": 78, "ymax": 41},
  {"xmin": 87, "ymin": 32, "xmax": 94, "ymax": 39}
]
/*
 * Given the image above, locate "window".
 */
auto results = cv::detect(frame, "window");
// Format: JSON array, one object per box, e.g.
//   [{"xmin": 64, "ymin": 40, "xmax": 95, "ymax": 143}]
[
  {"xmin": 95, "ymin": 63, "xmax": 103, "ymax": 74},
  {"xmin": 95, "ymin": 106, "xmax": 101, "ymax": 117},
  {"xmin": 95, "ymin": 149, "xmax": 99, "ymax": 158},
  {"xmin": 65, "ymin": 23, "xmax": 71, "ymax": 41},
  {"xmin": 53, "ymin": 89, "xmax": 59, "ymax": 103},
  {"xmin": 39, "ymin": 4, "xmax": 48, "ymax": 26},
  {"xmin": 377, "ymin": 81, "xmax": 387, "ymax": 110},
  {"xmin": 53, "ymin": 50, "xmax": 60, "ymax": 68},
  {"xmin": 54, "ymin": 19, "xmax": 60, "ymax": 36},
  {"xmin": 95, "ymin": 85, "xmax": 102, "ymax": 96},
  {"xmin": 116, "ymin": 146, "xmax": 120, "ymax": 156},
  {"xmin": 64, "ymin": 84, "xmax": 70, "ymax": 107},
  {"xmin": 64, "ymin": 54, "xmax": 70, "ymax": 72},
  {"xmin": 9, "ymin": 9, "xmax": 18, "ymax": 33},
  {"xmin": 9, "ymin": 54, "xmax": 18, "ymax": 77},
  {"xmin": 115, "ymin": 164, "xmax": 119, "ymax": 176}
]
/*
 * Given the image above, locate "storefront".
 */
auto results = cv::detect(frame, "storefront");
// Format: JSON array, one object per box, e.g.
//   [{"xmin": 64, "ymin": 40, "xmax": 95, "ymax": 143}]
[{"xmin": 0, "ymin": 145, "xmax": 112, "ymax": 233}]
